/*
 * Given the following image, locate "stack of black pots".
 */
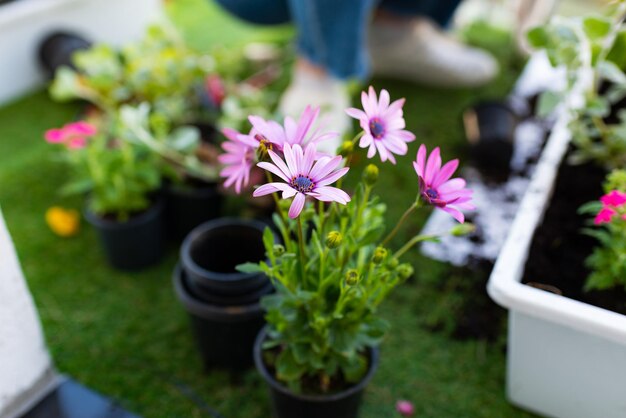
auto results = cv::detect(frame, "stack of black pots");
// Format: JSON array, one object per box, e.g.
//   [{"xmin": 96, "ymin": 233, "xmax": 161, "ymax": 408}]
[{"xmin": 174, "ymin": 218, "xmax": 273, "ymax": 371}]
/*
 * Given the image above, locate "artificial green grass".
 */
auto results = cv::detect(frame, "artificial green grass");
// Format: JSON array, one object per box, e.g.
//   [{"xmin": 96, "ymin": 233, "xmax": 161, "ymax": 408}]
[{"xmin": 0, "ymin": 1, "xmax": 537, "ymax": 417}]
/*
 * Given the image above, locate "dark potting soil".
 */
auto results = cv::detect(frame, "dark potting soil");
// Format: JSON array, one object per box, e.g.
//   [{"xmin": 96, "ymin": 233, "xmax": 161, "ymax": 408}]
[{"xmin": 522, "ymin": 156, "xmax": 626, "ymax": 315}]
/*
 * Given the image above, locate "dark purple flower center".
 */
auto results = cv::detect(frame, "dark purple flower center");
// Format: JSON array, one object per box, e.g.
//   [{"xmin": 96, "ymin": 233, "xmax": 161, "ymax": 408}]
[
  {"xmin": 425, "ymin": 189, "xmax": 439, "ymax": 200},
  {"xmin": 369, "ymin": 118, "xmax": 386, "ymax": 139},
  {"xmin": 290, "ymin": 175, "xmax": 315, "ymax": 193},
  {"xmin": 420, "ymin": 183, "xmax": 447, "ymax": 208}
]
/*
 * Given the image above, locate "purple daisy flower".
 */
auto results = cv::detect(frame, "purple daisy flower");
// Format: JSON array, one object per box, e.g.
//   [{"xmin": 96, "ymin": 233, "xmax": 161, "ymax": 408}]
[
  {"xmin": 253, "ymin": 143, "xmax": 350, "ymax": 219},
  {"xmin": 413, "ymin": 144, "xmax": 474, "ymax": 223},
  {"xmin": 243, "ymin": 106, "xmax": 338, "ymax": 156},
  {"xmin": 346, "ymin": 86, "xmax": 416, "ymax": 164},
  {"xmin": 218, "ymin": 127, "xmax": 255, "ymax": 194}
]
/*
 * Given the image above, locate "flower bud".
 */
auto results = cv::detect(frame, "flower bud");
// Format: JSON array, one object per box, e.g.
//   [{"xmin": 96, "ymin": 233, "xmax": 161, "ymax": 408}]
[
  {"xmin": 387, "ymin": 257, "xmax": 399, "ymax": 269},
  {"xmin": 450, "ymin": 223, "xmax": 476, "ymax": 237},
  {"xmin": 338, "ymin": 140, "xmax": 354, "ymax": 157},
  {"xmin": 325, "ymin": 231, "xmax": 342, "ymax": 249},
  {"xmin": 345, "ymin": 269, "xmax": 360, "ymax": 286},
  {"xmin": 371, "ymin": 246, "xmax": 387, "ymax": 264},
  {"xmin": 397, "ymin": 263, "xmax": 414, "ymax": 281},
  {"xmin": 362, "ymin": 164, "xmax": 379, "ymax": 186},
  {"xmin": 272, "ymin": 244, "xmax": 285, "ymax": 257}
]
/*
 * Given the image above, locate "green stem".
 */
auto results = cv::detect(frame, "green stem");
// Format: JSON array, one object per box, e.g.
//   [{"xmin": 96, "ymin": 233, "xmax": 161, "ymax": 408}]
[
  {"xmin": 381, "ymin": 201, "xmax": 418, "ymax": 247},
  {"xmin": 394, "ymin": 234, "xmax": 438, "ymax": 259},
  {"xmin": 297, "ymin": 216, "xmax": 306, "ymax": 283}
]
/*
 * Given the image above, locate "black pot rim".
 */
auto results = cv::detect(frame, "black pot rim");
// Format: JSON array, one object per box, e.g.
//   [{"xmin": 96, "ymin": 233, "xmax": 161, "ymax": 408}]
[
  {"xmin": 173, "ymin": 261, "xmax": 264, "ymax": 322},
  {"xmin": 176, "ymin": 262, "xmax": 273, "ymax": 305},
  {"xmin": 253, "ymin": 326, "xmax": 379, "ymax": 403},
  {"xmin": 180, "ymin": 217, "xmax": 270, "ymax": 283},
  {"xmin": 84, "ymin": 197, "xmax": 164, "ymax": 229}
]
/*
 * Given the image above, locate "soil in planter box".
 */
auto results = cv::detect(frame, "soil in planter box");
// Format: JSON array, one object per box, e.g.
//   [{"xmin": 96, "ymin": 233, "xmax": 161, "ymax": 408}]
[{"xmin": 522, "ymin": 156, "xmax": 626, "ymax": 314}]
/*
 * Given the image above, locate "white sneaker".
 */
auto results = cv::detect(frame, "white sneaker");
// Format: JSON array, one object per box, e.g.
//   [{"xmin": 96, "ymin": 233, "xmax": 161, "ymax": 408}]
[
  {"xmin": 369, "ymin": 18, "xmax": 499, "ymax": 88},
  {"xmin": 278, "ymin": 66, "xmax": 350, "ymax": 153}
]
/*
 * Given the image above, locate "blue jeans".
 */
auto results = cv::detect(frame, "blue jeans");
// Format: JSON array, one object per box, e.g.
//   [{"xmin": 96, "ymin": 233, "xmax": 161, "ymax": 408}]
[{"xmin": 213, "ymin": 0, "xmax": 463, "ymax": 80}]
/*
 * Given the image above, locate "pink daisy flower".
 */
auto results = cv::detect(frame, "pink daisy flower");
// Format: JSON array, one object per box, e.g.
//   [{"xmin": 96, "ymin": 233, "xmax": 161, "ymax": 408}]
[
  {"xmin": 413, "ymin": 144, "xmax": 474, "ymax": 223},
  {"xmin": 243, "ymin": 106, "xmax": 337, "ymax": 155},
  {"xmin": 346, "ymin": 86, "xmax": 416, "ymax": 164},
  {"xmin": 253, "ymin": 143, "xmax": 350, "ymax": 219},
  {"xmin": 44, "ymin": 121, "xmax": 97, "ymax": 149},
  {"xmin": 218, "ymin": 127, "xmax": 255, "ymax": 194}
]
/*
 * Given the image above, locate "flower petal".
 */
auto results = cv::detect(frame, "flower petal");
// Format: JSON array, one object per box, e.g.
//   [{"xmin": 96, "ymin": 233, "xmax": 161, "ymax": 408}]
[
  {"xmin": 288, "ymin": 193, "xmax": 306, "ymax": 218},
  {"xmin": 432, "ymin": 159, "xmax": 459, "ymax": 188},
  {"xmin": 253, "ymin": 183, "xmax": 285, "ymax": 197},
  {"xmin": 316, "ymin": 167, "xmax": 349, "ymax": 187},
  {"xmin": 310, "ymin": 186, "xmax": 351, "ymax": 204},
  {"xmin": 257, "ymin": 161, "xmax": 290, "ymax": 182}
]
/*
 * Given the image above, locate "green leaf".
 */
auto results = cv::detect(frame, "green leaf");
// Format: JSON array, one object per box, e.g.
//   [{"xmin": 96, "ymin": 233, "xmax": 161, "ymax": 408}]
[
  {"xmin": 598, "ymin": 61, "xmax": 626, "ymax": 85},
  {"xmin": 537, "ymin": 91, "xmax": 562, "ymax": 118},
  {"xmin": 582, "ymin": 16, "xmax": 611, "ymax": 41},
  {"xmin": 275, "ymin": 348, "xmax": 305, "ymax": 382},
  {"xmin": 527, "ymin": 26, "xmax": 549, "ymax": 49},
  {"xmin": 235, "ymin": 262, "xmax": 263, "ymax": 274},
  {"xmin": 263, "ymin": 226, "xmax": 275, "ymax": 252},
  {"xmin": 167, "ymin": 126, "xmax": 200, "ymax": 152}
]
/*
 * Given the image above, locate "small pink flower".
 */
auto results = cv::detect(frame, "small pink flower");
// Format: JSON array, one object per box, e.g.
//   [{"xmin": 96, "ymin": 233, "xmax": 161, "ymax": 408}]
[
  {"xmin": 413, "ymin": 144, "xmax": 474, "ymax": 223},
  {"xmin": 218, "ymin": 128, "xmax": 255, "ymax": 194},
  {"xmin": 253, "ymin": 143, "xmax": 350, "ymax": 218},
  {"xmin": 396, "ymin": 400, "xmax": 415, "ymax": 416},
  {"xmin": 244, "ymin": 106, "xmax": 338, "ymax": 154},
  {"xmin": 346, "ymin": 86, "xmax": 416, "ymax": 164},
  {"xmin": 44, "ymin": 121, "xmax": 96, "ymax": 149},
  {"xmin": 600, "ymin": 190, "xmax": 626, "ymax": 208},
  {"xmin": 594, "ymin": 207, "xmax": 616, "ymax": 225},
  {"xmin": 205, "ymin": 74, "xmax": 226, "ymax": 107}
]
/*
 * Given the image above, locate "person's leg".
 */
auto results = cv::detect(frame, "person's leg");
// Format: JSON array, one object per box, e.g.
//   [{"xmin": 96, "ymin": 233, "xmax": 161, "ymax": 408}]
[
  {"xmin": 379, "ymin": 0, "xmax": 463, "ymax": 27},
  {"xmin": 286, "ymin": 0, "xmax": 377, "ymax": 80},
  {"xmin": 213, "ymin": 0, "xmax": 290, "ymax": 25}
]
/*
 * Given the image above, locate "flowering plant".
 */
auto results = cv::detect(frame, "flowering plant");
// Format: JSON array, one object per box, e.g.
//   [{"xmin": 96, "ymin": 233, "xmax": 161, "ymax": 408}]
[
  {"xmin": 581, "ymin": 169, "xmax": 626, "ymax": 290},
  {"xmin": 50, "ymin": 25, "xmax": 216, "ymax": 126},
  {"xmin": 119, "ymin": 103, "xmax": 219, "ymax": 184},
  {"xmin": 45, "ymin": 117, "xmax": 160, "ymax": 221},
  {"xmin": 223, "ymin": 87, "xmax": 474, "ymax": 393}
]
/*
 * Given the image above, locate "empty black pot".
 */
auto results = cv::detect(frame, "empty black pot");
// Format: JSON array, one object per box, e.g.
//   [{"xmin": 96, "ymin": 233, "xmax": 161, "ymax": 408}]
[
  {"xmin": 163, "ymin": 180, "xmax": 223, "ymax": 241},
  {"xmin": 38, "ymin": 32, "xmax": 91, "ymax": 78},
  {"xmin": 463, "ymin": 101, "xmax": 517, "ymax": 174},
  {"xmin": 254, "ymin": 327, "xmax": 379, "ymax": 418},
  {"xmin": 84, "ymin": 199, "xmax": 165, "ymax": 271},
  {"xmin": 180, "ymin": 218, "xmax": 270, "ymax": 296},
  {"xmin": 173, "ymin": 263, "xmax": 266, "ymax": 371},
  {"xmin": 178, "ymin": 263, "xmax": 274, "ymax": 306}
]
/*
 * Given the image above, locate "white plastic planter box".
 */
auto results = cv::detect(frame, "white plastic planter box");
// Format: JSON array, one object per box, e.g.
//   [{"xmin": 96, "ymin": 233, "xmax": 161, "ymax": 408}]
[
  {"xmin": 487, "ymin": 79, "xmax": 626, "ymax": 417},
  {"xmin": 0, "ymin": 0, "xmax": 162, "ymax": 105}
]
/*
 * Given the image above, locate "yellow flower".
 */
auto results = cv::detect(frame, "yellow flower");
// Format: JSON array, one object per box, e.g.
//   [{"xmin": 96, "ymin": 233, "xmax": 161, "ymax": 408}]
[{"xmin": 45, "ymin": 207, "xmax": 80, "ymax": 237}]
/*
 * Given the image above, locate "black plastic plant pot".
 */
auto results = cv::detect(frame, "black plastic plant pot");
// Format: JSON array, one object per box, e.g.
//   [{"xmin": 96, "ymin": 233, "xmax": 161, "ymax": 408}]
[
  {"xmin": 463, "ymin": 101, "xmax": 517, "ymax": 173},
  {"xmin": 177, "ymin": 263, "xmax": 274, "ymax": 306},
  {"xmin": 38, "ymin": 32, "xmax": 91, "ymax": 78},
  {"xmin": 254, "ymin": 327, "xmax": 379, "ymax": 418},
  {"xmin": 180, "ymin": 218, "xmax": 270, "ymax": 296},
  {"xmin": 173, "ymin": 263, "xmax": 266, "ymax": 371},
  {"xmin": 163, "ymin": 180, "xmax": 223, "ymax": 241},
  {"xmin": 84, "ymin": 199, "xmax": 165, "ymax": 271}
]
